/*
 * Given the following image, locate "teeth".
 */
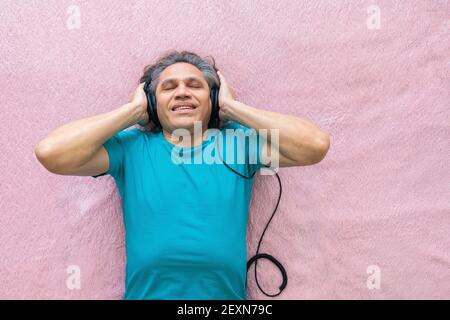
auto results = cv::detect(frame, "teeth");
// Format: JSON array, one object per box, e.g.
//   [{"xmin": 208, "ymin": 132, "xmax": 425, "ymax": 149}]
[{"xmin": 173, "ymin": 105, "xmax": 194, "ymax": 111}]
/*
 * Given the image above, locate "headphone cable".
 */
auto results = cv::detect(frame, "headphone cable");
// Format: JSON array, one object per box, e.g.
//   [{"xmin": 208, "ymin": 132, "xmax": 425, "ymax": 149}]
[{"xmin": 214, "ymin": 132, "xmax": 288, "ymax": 297}]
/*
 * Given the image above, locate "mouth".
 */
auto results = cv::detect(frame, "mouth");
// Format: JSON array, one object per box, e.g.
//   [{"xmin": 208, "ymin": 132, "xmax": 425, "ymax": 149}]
[{"xmin": 171, "ymin": 103, "xmax": 198, "ymax": 113}]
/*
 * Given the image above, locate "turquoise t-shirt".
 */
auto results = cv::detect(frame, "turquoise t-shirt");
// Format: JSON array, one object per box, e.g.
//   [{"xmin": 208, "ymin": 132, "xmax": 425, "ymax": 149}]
[{"xmin": 93, "ymin": 121, "xmax": 265, "ymax": 300}]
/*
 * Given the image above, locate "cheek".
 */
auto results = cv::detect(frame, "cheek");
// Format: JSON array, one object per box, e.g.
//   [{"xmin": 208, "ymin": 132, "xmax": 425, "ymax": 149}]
[
  {"xmin": 156, "ymin": 96, "xmax": 170, "ymax": 111},
  {"xmin": 203, "ymin": 95, "xmax": 212, "ymax": 110},
  {"xmin": 200, "ymin": 99, "xmax": 212, "ymax": 117},
  {"xmin": 155, "ymin": 103, "xmax": 170, "ymax": 123},
  {"xmin": 157, "ymin": 95, "xmax": 169, "ymax": 107}
]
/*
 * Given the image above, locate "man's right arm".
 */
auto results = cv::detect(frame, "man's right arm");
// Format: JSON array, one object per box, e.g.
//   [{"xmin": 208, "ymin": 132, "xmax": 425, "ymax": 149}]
[{"xmin": 34, "ymin": 102, "xmax": 147, "ymax": 177}]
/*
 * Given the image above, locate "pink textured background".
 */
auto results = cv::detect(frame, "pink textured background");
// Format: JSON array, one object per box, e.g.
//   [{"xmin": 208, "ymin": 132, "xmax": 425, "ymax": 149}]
[{"xmin": 1, "ymin": 0, "xmax": 449, "ymax": 299}]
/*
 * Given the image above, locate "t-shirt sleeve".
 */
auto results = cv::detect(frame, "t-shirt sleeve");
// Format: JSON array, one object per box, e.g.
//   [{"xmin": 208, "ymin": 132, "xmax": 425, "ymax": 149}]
[
  {"xmin": 221, "ymin": 121, "xmax": 268, "ymax": 174},
  {"xmin": 91, "ymin": 128, "xmax": 139, "ymax": 180}
]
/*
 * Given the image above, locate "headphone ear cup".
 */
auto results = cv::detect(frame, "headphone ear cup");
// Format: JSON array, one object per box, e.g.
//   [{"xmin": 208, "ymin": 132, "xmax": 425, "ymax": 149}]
[
  {"xmin": 209, "ymin": 86, "xmax": 220, "ymax": 129},
  {"xmin": 144, "ymin": 81, "xmax": 161, "ymax": 128},
  {"xmin": 149, "ymin": 92, "xmax": 160, "ymax": 128}
]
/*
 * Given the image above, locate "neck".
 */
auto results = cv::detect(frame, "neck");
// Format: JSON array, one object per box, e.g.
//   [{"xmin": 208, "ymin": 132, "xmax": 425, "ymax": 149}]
[{"xmin": 162, "ymin": 127, "xmax": 209, "ymax": 148}]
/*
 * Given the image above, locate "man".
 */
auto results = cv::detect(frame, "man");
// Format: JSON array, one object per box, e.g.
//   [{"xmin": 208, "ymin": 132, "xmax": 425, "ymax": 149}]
[{"xmin": 35, "ymin": 50, "xmax": 330, "ymax": 300}]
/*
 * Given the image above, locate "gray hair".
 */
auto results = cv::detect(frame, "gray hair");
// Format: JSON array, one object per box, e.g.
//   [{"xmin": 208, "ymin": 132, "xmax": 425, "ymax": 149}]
[
  {"xmin": 138, "ymin": 50, "xmax": 222, "ymax": 131},
  {"xmin": 139, "ymin": 50, "xmax": 220, "ymax": 94}
]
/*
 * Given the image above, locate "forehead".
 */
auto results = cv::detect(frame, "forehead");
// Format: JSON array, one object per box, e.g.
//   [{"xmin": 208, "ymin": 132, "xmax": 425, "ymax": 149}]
[{"xmin": 159, "ymin": 62, "xmax": 206, "ymax": 83}]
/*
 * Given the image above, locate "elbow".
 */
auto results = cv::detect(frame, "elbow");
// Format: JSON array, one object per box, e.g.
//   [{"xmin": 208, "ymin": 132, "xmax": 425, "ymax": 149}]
[
  {"xmin": 34, "ymin": 141, "xmax": 60, "ymax": 173},
  {"xmin": 312, "ymin": 133, "xmax": 331, "ymax": 164}
]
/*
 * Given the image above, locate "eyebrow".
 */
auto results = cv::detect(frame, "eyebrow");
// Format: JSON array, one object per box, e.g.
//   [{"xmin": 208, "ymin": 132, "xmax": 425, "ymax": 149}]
[{"xmin": 159, "ymin": 77, "xmax": 204, "ymax": 87}]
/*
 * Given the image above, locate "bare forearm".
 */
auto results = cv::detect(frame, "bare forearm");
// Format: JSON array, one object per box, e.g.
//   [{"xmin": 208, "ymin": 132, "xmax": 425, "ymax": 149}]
[
  {"xmin": 221, "ymin": 100, "xmax": 330, "ymax": 163},
  {"xmin": 35, "ymin": 102, "xmax": 141, "ymax": 170}
]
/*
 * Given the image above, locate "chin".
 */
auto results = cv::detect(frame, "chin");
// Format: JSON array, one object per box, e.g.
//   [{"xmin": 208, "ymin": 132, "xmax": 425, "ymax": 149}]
[{"xmin": 171, "ymin": 117, "xmax": 207, "ymax": 130}]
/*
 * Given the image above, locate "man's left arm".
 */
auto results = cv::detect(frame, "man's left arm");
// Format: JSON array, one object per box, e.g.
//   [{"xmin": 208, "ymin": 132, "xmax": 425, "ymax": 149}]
[
  {"xmin": 220, "ymin": 99, "xmax": 331, "ymax": 167},
  {"xmin": 216, "ymin": 70, "xmax": 330, "ymax": 168}
]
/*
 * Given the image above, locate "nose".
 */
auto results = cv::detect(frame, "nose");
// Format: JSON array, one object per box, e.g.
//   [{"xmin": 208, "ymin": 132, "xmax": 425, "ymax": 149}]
[{"xmin": 174, "ymin": 83, "xmax": 191, "ymax": 99}]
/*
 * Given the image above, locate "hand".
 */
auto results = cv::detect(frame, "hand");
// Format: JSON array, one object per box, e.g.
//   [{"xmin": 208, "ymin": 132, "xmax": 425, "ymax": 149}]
[
  {"xmin": 129, "ymin": 83, "xmax": 149, "ymax": 126},
  {"xmin": 216, "ymin": 71, "xmax": 236, "ymax": 121}
]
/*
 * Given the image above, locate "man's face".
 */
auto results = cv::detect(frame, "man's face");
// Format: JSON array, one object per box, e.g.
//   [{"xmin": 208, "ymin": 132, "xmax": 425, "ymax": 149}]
[{"xmin": 155, "ymin": 62, "xmax": 212, "ymax": 132}]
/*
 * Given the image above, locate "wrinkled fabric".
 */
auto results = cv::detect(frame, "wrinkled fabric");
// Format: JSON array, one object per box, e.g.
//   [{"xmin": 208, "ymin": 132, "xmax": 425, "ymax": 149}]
[
  {"xmin": 94, "ymin": 122, "xmax": 264, "ymax": 299},
  {"xmin": 2, "ymin": 0, "xmax": 449, "ymax": 299}
]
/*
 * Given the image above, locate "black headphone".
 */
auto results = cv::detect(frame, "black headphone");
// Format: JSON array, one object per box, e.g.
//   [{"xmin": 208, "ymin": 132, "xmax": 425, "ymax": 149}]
[
  {"xmin": 215, "ymin": 141, "xmax": 288, "ymax": 298},
  {"xmin": 143, "ymin": 68, "xmax": 288, "ymax": 298},
  {"xmin": 142, "ymin": 69, "xmax": 221, "ymax": 130}
]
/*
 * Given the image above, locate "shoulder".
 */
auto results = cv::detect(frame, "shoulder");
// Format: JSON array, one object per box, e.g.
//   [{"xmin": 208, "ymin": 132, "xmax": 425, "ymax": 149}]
[
  {"xmin": 220, "ymin": 121, "xmax": 258, "ymax": 138},
  {"xmin": 115, "ymin": 127, "xmax": 145, "ymax": 138},
  {"xmin": 221, "ymin": 121, "xmax": 251, "ymax": 131},
  {"xmin": 111, "ymin": 128, "xmax": 148, "ymax": 146}
]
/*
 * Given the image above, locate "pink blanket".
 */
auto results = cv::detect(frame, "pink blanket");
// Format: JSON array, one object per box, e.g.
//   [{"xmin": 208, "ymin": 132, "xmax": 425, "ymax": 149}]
[{"xmin": 0, "ymin": 0, "xmax": 448, "ymax": 299}]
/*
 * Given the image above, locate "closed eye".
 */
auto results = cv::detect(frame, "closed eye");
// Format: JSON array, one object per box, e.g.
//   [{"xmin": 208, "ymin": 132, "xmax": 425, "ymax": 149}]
[{"xmin": 163, "ymin": 84, "xmax": 202, "ymax": 90}]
